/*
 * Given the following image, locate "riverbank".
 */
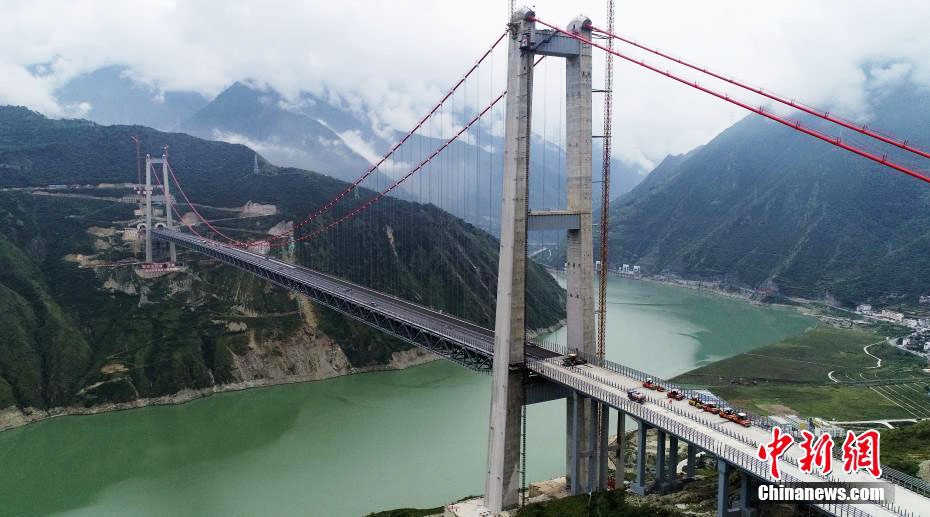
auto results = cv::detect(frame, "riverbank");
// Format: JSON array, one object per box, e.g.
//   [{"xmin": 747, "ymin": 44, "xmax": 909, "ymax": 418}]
[
  {"xmin": 0, "ymin": 273, "xmax": 817, "ymax": 517},
  {"xmin": 0, "ymin": 346, "xmax": 439, "ymax": 433},
  {"xmin": 672, "ymin": 326, "xmax": 930, "ymax": 421},
  {"xmin": 0, "ymin": 307, "xmax": 565, "ymax": 434}
]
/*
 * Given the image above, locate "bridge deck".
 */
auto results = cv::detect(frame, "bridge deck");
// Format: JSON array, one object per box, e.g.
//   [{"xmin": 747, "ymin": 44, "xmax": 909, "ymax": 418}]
[
  {"xmin": 532, "ymin": 358, "xmax": 924, "ymax": 516},
  {"xmin": 155, "ymin": 228, "xmax": 927, "ymax": 516},
  {"xmin": 153, "ymin": 229, "xmax": 558, "ymax": 369}
]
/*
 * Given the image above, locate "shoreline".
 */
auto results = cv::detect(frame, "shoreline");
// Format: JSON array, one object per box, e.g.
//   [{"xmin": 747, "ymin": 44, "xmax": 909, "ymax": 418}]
[
  {"xmin": 0, "ymin": 347, "xmax": 441, "ymax": 434},
  {"xmin": 3, "ymin": 271, "xmax": 817, "ymax": 436},
  {"xmin": 549, "ymin": 268, "xmax": 800, "ymax": 310},
  {"xmin": 0, "ymin": 319, "xmax": 569, "ymax": 435}
]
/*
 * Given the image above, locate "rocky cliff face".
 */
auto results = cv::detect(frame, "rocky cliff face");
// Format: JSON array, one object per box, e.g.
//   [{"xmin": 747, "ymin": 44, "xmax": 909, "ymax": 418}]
[
  {"xmin": 0, "ymin": 200, "xmax": 437, "ymax": 432},
  {"xmin": 0, "ymin": 107, "xmax": 566, "ymax": 428}
]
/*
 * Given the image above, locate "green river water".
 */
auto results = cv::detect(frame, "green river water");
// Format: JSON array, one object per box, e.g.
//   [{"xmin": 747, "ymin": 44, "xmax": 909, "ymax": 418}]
[{"xmin": 0, "ymin": 276, "xmax": 814, "ymax": 516}]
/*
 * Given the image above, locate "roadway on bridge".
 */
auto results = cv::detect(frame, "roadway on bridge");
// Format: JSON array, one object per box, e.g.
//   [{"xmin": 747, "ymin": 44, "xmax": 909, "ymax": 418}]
[
  {"xmin": 157, "ymin": 229, "xmax": 926, "ymax": 516},
  {"xmin": 532, "ymin": 358, "xmax": 925, "ymax": 516},
  {"xmin": 153, "ymin": 229, "xmax": 559, "ymax": 363}
]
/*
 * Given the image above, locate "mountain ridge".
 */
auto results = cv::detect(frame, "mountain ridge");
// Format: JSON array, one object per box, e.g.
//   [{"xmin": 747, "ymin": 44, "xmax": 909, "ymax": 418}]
[
  {"xmin": 0, "ymin": 105, "xmax": 566, "ymax": 415},
  {"xmin": 607, "ymin": 78, "xmax": 930, "ymax": 306}
]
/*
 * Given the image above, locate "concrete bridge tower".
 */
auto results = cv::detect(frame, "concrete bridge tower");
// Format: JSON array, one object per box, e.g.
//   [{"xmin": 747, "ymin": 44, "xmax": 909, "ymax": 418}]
[
  {"xmin": 484, "ymin": 7, "xmax": 534, "ymax": 513},
  {"xmin": 485, "ymin": 7, "xmax": 606, "ymax": 515},
  {"xmin": 143, "ymin": 153, "xmax": 176, "ymax": 264}
]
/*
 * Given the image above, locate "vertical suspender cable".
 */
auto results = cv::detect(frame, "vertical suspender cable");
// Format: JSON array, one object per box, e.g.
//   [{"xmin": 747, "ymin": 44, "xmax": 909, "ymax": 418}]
[
  {"xmin": 597, "ymin": 0, "xmax": 614, "ymax": 361},
  {"xmin": 597, "ymin": 0, "xmax": 616, "ymax": 491}
]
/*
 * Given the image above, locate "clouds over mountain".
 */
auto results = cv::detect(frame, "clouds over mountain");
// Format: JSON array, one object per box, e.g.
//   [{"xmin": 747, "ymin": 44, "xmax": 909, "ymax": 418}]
[{"xmin": 3, "ymin": 1, "xmax": 930, "ymax": 169}]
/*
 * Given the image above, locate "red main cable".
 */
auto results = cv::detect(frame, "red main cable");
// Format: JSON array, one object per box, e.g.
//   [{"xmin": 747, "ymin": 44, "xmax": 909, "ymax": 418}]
[
  {"xmin": 530, "ymin": 16, "xmax": 930, "ymax": 184},
  {"xmin": 151, "ymin": 164, "xmax": 212, "ymax": 241},
  {"xmin": 265, "ymin": 91, "xmax": 508, "ymax": 249},
  {"xmin": 261, "ymin": 29, "xmax": 509, "ymax": 244},
  {"xmin": 589, "ymin": 24, "xmax": 930, "ymax": 161},
  {"xmin": 164, "ymin": 160, "xmax": 248, "ymax": 245},
  {"xmin": 262, "ymin": 56, "xmax": 548, "ymax": 248}
]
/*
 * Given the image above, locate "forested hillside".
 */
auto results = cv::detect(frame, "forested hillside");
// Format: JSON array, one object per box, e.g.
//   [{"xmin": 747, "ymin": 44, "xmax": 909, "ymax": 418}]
[
  {"xmin": 606, "ymin": 79, "xmax": 930, "ymax": 306},
  {"xmin": 0, "ymin": 106, "xmax": 565, "ymax": 414}
]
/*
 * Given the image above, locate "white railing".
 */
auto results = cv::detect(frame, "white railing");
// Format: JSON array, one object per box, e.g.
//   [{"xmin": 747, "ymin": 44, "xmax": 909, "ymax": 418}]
[{"xmin": 528, "ymin": 359, "xmax": 912, "ymax": 517}]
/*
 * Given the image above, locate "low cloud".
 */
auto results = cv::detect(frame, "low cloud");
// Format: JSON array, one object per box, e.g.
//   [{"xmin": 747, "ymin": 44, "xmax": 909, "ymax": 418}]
[{"xmin": 2, "ymin": 1, "xmax": 930, "ymax": 169}]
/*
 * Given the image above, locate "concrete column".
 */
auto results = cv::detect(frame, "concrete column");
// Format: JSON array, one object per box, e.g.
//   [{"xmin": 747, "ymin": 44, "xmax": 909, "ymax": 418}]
[
  {"xmin": 631, "ymin": 420, "xmax": 648, "ymax": 495},
  {"xmin": 587, "ymin": 398, "xmax": 598, "ymax": 493},
  {"xmin": 668, "ymin": 435, "xmax": 679, "ymax": 487},
  {"xmin": 717, "ymin": 459, "xmax": 731, "ymax": 517},
  {"xmin": 615, "ymin": 411, "xmax": 626, "ymax": 489},
  {"xmin": 144, "ymin": 154, "xmax": 153, "ymax": 263},
  {"xmin": 737, "ymin": 471, "xmax": 756, "ymax": 516},
  {"xmin": 655, "ymin": 430, "xmax": 666, "ymax": 490},
  {"xmin": 484, "ymin": 8, "xmax": 534, "ymax": 513},
  {"xmin": 161, "ymin": 157, "xmax": 177, "ymax": 263},
  {"xmin": 567, "ymin": 391, "xmax": 580, "ymax": 494},
  {"xmin": 686, "ymin": 444, "xmax": 696, "ymax": 479},
  {"xmin": 597, "ymin": 402, "xmax": 609, "ymax": 490},
  {"xmin": 564, "ymin": 13, "xmax": 600, "ymax": 495}
]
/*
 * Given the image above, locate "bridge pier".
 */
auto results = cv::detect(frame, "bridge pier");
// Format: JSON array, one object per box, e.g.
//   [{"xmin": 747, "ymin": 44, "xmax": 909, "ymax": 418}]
[
  {"xmin": 614, "ymin": 410, "xmax": 625, "ymax": 488},
  {"xmin": 566, "ymin": 391, "xmax": 580, "ymax": 494},
  {"xmin": 566, "ymin": 391, "xmax": 609, "ymax": 495},
  {"xmin": 667, "ymin": 435, "xmax": 679, "ymax": 488},
  {"xmin": 598, "ymin": 402, "xmax": 610, "ymax": 489},
  {"xmin": 686, "ymin": 443, "xmax": 697, "ymax": 479},
  {"xmin": 736, "ymin": 471, "xmax": 757, "ymax": 517},
  {"xmin": 717, "ymin": 459, "xmax": 756, "ymax": 517},
  {"xmin": 655, "ymin": 430, "xmax": 667, "ymax": 491},
  {"xmin": 717, "ymin": 459, "xmax": 732, "ymax": 517},
  {"xmin": 631, "ymin": 419, "xmax": 649, "ymax": 495}
]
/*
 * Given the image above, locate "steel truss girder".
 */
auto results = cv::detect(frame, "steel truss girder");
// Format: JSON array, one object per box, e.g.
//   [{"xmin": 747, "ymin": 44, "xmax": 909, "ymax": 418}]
[{"xmin": 154, "ymin": 233, "xmax": 494, "ymax": 371}]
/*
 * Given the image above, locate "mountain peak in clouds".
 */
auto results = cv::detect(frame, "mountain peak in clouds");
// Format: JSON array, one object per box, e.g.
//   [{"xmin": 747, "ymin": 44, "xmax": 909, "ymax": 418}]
[
  {"xmin": 180, "ymin": 81, "xmax": 374, "ymax": 182},
  {"xmin": 54, "ymin": 66, "xmax": 209, "ymax": 131}
]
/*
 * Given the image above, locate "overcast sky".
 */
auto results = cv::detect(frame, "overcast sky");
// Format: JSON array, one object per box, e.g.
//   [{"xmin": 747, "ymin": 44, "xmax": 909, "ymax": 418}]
[{"xmin": 2, "ymin": 0, "xmax": 929, "ymax": 171}]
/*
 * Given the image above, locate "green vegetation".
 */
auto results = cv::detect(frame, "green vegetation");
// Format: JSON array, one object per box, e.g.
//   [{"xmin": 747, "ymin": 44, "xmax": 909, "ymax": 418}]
[
  {"xmin": 0, "ymin": 106, "xmax": 566, "ymax": 411},
  {"xmin": 675, "ymin": 327, "xmax": 880, "ymax": 384},
  {"xmin": 881, "ymin": 420, "xmax": 930, "ymax": 476},
  {"xmin": 674, "ymin": 327, "xmax": 930, "ymax": 420},
  {"xmin": 607, "ymin": 80, "xmax": 930, "ymax": 307},
  {"xmin": 516, "ymin": 490, "xmax": 682, "ymax": 517}
]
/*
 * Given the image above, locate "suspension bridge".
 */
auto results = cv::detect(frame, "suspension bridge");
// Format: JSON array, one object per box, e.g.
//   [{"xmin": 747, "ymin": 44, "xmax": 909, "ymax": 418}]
[{"xmin": 132, "ymin": 7, "xmax": 930, "ymax": 516}]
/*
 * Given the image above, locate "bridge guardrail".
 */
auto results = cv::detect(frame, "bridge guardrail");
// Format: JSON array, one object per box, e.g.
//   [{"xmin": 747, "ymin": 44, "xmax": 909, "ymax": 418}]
[
  {"xmin": 530, "ymin": 338, "xmax": 929, "ymax": 508},
  {"xmin": 527, "ymin": 359, "xmax": 892, "ymax": 517}
]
